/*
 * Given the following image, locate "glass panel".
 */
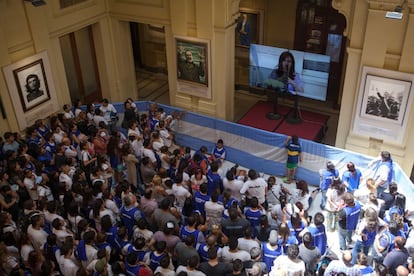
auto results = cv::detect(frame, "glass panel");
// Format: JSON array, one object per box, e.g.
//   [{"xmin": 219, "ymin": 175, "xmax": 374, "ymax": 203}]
[
  {"xmin": 59, "ymin": 34, "xmax": 80, "ymax": 101},
  {"xmin": 75, "ymin": 27, "xmax": 98, "ymax": 97}
]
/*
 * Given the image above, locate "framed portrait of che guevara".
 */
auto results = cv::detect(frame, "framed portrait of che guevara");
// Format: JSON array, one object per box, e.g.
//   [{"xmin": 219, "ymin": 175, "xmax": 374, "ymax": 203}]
[
  {"xmin": 13, "ymin": 59, "xmax": 51, "ymax": 112},
  {"xmin": 2, "ymin": 51, "xmax": 59, "ymax": 130},
  {"xmin": 174, "ymin": 36, "xmax": 212, "ymax": 99}
]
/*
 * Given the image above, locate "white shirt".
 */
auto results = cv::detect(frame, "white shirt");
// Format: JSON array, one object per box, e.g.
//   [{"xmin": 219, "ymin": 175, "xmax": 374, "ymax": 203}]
[
  {"xmin": 223, "ymin": 178, "xmax": 245, "ymax": 202},
  {"xmin": 143, "ymin": 148, "xmax": 157, "ymax": 164},
  {"xmin": 271, "ymin": 255, "xmax": 306, "ymax": 276},
  {"xmin": 152, "ymin": 139, "xmax": 164, "ymax": 153},
  {"xmin": 290, "ymin": 189, "xmax": 310, "ymax": 211},
  {"xmin": 24, "ymin": 176, "xmax": 38, "ymax": 201},
  {"xmin": 176, "ymin": 266, "xmax": 206, "ymax": 276},
  {"xmin": 204, "ymin": 201, "xmax": 224, "ymax": 228},
  {"xmin": 81, "ymin": 244, "xmax": 98, "ymax": 269},
  {"xmin": 63, "ymin": 110, "xmax": 75, "ymax": 120},
  {"xmin": 160, "ymin": 128, "xmax": 172, "ymax": 147},
  {"xmin": 237, "ymin": 237, "xmax": 260, "ymax": 253},
  {"xmin": 20, "ymin": 244, "xmax": 34, "ymax": 262},
  {"xmin": 93, "ymin": 115, "xmax": 106, "ymax": 127},
  {"xmin": 59, "ymin": 172, "xmax": 73, "ymax": 191},
  {"xmin": 221, "ymin": 246, "xmax": 251, "ymax": 263},
  {"xmin": 59, "ymin": 256, "xmax": 80, "ymax": 276},
  {"xmin": 240, "ymin": 177, "xmax": 267, "ymax": 204},
  {"xmin": 53, "ymin": 228, "xmax": 74, "ymax": 245},
  {"xmin": 27, "ymin": 225, "xmax": 48, "ymax": 251},
  {"xmin": 100, "ymin": 103, "xmax": 117, "ymax": 123},
  {"xmin": 105, "ymin": 199, "xmax": 120, "ymax": 217},
  {"xmin": 172, "ymin": 183, "xmax": 191, "ymax": 208},
  {"xmin": 38, "ymin": 184, "xmax": 54, "ymax": 201}
]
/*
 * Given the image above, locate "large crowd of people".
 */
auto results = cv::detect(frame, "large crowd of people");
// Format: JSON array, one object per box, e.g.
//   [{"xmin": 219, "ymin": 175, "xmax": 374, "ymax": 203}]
[{"xmin": 0, "ymin": 98, "xmax": 413, "ymax": 276}]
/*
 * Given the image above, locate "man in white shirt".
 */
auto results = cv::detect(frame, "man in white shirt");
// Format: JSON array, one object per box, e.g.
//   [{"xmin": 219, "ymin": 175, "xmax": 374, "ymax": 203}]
[
  {"xmin": 99, "ymin": 98, "xmax": 117, "ymax": 125},
  {"xmin": 238, "ymin": 226, "xmax": 260, "ymax": 253},
  {"xmin": 59, "ymin": 243, "xmax": 80, "ymax": 276},
  {"xmin": 240, "ymin": 169, "xmax": 268, "ymax": 207},
  {"xmin": 271, "ymin": 244, "xmax": 306, "ymax": 276},
  {"xmin": 221, "ymin": 236, "xmax": 251, "ymax": 263},
  {"xmin": 27, "ymin": 213, "xmax": 48, "ymax": 251},
  {"xmin": 79, "ymin": 230, "xmax": 98, "ymax": 269},
  {"xmin": 204, "ymin": 191, "xmax": 224, "ymax": 229}
]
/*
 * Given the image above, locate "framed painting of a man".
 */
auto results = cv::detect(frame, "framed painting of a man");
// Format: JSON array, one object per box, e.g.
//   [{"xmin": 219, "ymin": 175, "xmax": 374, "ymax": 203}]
[
  {"xmin": 175, "ymin": 36, "xmax": 211, "ymax": 99},
  {"xmin": 352, "ymin": 66, "xmax": 414, "ymax": 144},
  {"xmin": 13, "ymin": 59, "xmax": 50, "ymax": 112},
  {"xmin": 235, "ymin": 9, "xmax": 264, "ymax": 47},
  {"xmin": 2, "ymin": 51, "xmax": 59, "ymax": 130}
]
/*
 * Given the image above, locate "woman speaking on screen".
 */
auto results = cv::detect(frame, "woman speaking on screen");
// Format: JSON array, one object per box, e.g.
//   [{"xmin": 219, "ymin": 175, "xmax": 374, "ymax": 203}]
[
  {"xmin": 265, "ymin": 51, "xmax": 304, "ymax": 94},
  {"xmin": 265, "ymin": 51, "xmax": 304, "ymax": 122}
]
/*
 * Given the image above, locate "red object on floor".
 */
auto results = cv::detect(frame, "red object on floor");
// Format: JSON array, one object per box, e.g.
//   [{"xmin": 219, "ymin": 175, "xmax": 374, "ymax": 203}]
[
  {"xmin": 237, "ymin": 101, "xmax": 290, "ymax": 132},
  {"xmin": 238, "ymin": 101, "xmax": 329, "ymax": 142}
]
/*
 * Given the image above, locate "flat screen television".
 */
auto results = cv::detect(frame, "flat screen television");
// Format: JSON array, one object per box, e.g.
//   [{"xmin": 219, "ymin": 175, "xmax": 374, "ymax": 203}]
[{"xmin": 249, "ymin": 44, "xmax": 331, "ymax": 101}]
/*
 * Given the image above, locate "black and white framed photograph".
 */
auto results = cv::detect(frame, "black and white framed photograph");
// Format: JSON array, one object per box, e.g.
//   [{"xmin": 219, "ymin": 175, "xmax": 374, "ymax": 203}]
[
  {"xmin": 13, "ymin": 59, "xmax": 51, "ymax": 112},
  {"xmin": 361, "ymin": 74, "xmax": 411, "ymax": 125},
  {"xmin": 175, "ymin": 36, "xmax": 211, "ymax": 99},
  {"xmin": 2, "ymin": 51, "xmax": 59, "ymax": 130},
  {"xmin": 352, "ymin": 66, "xmax": 414, "ymax": 143}
]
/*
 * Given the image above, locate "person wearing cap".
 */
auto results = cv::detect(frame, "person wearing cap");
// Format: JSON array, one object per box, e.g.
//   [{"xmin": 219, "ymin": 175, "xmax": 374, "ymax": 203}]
[
  {"xmin": 262, "ymin": 229, "xmax": 283, "ymax": 272},
  {"xmin": 148, "ymin": 221, "xmax": 181, "ymax": 255},
  {"xmin": 342, "ymin": 162, "xmax": 362, "ymax": 194},
  {"xmin": 319, "ymin": 161, "xmax": 339, "ymax": 210}
]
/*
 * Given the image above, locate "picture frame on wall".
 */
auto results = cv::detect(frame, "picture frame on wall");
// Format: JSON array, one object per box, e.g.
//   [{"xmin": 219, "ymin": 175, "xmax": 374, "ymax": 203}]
[
  {"xmin": 175, "ymin": 36, "xmax": 211, "ymax": 99},
  {"xmin": 352, "ymin": 66, "xmax": 414, "ymax": 144},
  {"xmin": 235, "ymin": 8, "xmax": 264, "ymax": 48},
  {"xmin": 13, "ymin": 59, "xmax": 51, "ymax": 112},
  {"xmin": 2, "ymin": 51, "xmax": 59, "ymax": 130}
]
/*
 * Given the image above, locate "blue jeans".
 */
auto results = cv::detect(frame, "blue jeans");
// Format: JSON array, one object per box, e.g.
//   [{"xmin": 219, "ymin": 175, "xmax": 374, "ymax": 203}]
[
  {"xmin": 351, "ymin": 240, "xmax": 371, "ymax": 264},
  {"xmin": 377, "ymin": 185, "xmax": 387, "ymax": 197},
  {"xmin": 338, "ymin": 227, "xmax": 353, "ymax": 250},
  {"xmin": 320, "ymin": 190, "xmax": 327, "ymax": 210}
]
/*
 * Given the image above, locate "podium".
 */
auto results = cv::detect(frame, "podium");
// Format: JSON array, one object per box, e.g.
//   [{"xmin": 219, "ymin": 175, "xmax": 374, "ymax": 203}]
[{"xmin": 266, "ymin": 88, "xmax": 302, "ymax": 124}]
